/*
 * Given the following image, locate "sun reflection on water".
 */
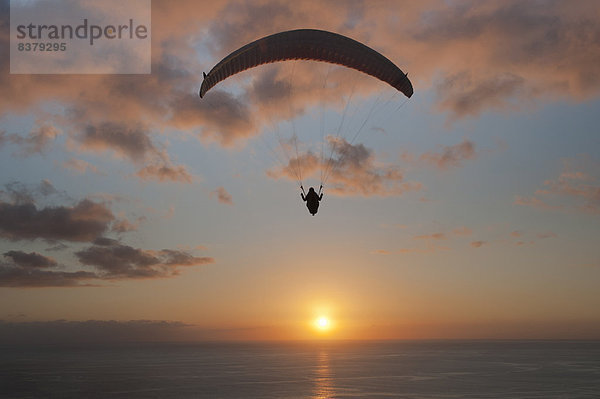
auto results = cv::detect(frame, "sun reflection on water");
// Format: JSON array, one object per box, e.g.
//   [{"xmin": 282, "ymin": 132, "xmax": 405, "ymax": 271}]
[{"xmin": 313, "ymin": 349, "xmax": 334, "ymax": 398}]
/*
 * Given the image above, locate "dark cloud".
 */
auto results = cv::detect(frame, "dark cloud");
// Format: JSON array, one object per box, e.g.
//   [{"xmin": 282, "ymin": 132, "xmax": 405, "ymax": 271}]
[
  {"xmin": 159, "ymin": 249, "xmax": 213, "ymax": 266},
  {"xmin": 169, "ymin": 91, "xmax": 255, "ymax": 146},
  {"xmin": 3, "ymin": 250, "xmax": 57, "ymax": 268},
  {"xmin": 1, "ymin": 180, "xmax": 58, "ymax": 205},
  {"xmin": 75, "ymin": 240, "xmax": 214, "ymax": 279},
  {"xmin": 1, "ymin": 240, "xmax": 213, "ymax": 287},
  {"xmin": 0, "ymin": 265, "xmax": 97, "ymax": 287},
  {"xmin": 437, "ymin": 73, "xmax": 525, "ymax": 118},
  {"xmin": 0, "ymin": 181, "xmax": 214, "ymax": 287},
  {"xmin": 76, "ymin": 243, "xmax": 159, "ymax": 278},
  {"xmin": 45, "ymin": 242, "xmax": 70, "ymax": 252},
  {"xmin": 93, "ymin": 237, "xmax": 120, "ymax": 246},
  {"xmin": 80, "ymin": 122, "xmax": 155, "ymax": 162},
  {"xmin": 0, "ymin": 199, "xmax": 114, "ymax": 242}
]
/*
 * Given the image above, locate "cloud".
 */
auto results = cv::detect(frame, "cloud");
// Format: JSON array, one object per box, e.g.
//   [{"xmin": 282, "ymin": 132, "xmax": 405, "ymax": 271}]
[
  {"xmin": 136, "ymin": 162, "xmax": 193, "ymax": 183},
  {"xmin": 376, "ymin": 225, "xmax": 481, "ymax": 254},
  {"xmin": 0, "ymin": 199, "xmax": 114, "ymax": 242},
  {"xmin": 515, "ymin": 240, "xmax": 534, "ymax": 246},
  {"xmin": 200, "ymin": 0, "xmax": 600, "ymax": 122},
  {"xmin": 470, "ymin": 240, "xmax": 487, "ymax": 248},
  {"xmin": 374, "ymin": 242, "xmax": 451, "ymax": 255},
  {"xmin": 371, "ymin": 249, "xmax": 393, "ymax": 255},
  {"xmin": 3, "ymin": 250, "xmax": 57, "ymax": 268},
  {"xmin": 0, "ymin": 240, "xmax": 214, "ymax": 287},
  {"xmin": 418, "ymin": 139, "xmax": 477, "ymax": 170},
  {"xmin": 111, "ymin": 217, "xmax": 144, "ymax": 233},
  {"xmin": 407, "ymin": 1, "xmax": 600, "ymax": 117},
  {"xmin": 437, "ymin": 73, "xmax": 525, "ymax": 118},
  {"xmin": 61, "ymin": 158, "xmax": 100, "ymax": 175},
  {"xmin": 79, "ymin": 122, "xmax": 155, "ymax": 162},
  {"xmin": 0, "ymin": 182, "xmax": 215, "ymax": 287},
  {"xmin": 540, "ymin": 177, "xmax": 600, "ymax": 215},
  {"xmin": 75, "ymin": 240, "xmax": 214, "ymax": 279},
  {"xmin": 414, "ymin": 233, "xmax": 446, "ymax": 240},
  {"xmin": 8, "ymin": 124, "xmax": 59, "ymax": 156},
  {"xmin": 73, "ymin": 122, "xmax": 193, "ymax": 183},
  {"xmin": 170, "ymin": 91, "xmax": 256, "ymax": 147},
  {"xmin": 514, "ymin": 195, "xmax": 562, "ymax": 211},
  {"xmin": 0, "ymin": 265, "xmax": 98, "ymax": 287},
  {"xmin": 508, "ymin": 230, "xmax": 557, "ymax": 245},
  {"xmin": 515, "ymin": 156, "xmax": 599, "ymax": 214},
  {"xmin": 414, "ymin": 227, "xmax": 472, "ymax": 240},
  {"xmin": 378, "ymin": 225, "xmax": 475, "ymax": 255},
  {"xmin": 269, "ymin": 137, "xmax": 421, "ymax": 197},
  {"xmin": 0, "ymin": 180, "xmax": 59, "ymax": 205},
  {"xmin": 211, "ymin": 186, "xmax": 233, "ymax": 205},
  {"xmin": 1, "ymin": 0, "xmax": 599, "ymax": 175},
  {"xmin": 452, "ymin": 226, "xmax": 473, "ymax": 236}
]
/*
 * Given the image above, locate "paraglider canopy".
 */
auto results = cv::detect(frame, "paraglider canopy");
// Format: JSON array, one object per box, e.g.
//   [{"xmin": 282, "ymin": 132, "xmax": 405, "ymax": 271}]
[{"xmin": 199, "ymin": 29, "xmax": 413, "ymax": 99}]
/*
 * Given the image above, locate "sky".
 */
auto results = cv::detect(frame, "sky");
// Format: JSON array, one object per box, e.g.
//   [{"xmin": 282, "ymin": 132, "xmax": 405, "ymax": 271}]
[{"xmin": 0, "ymin": 0, "xmax": 599, "ymax": 343}]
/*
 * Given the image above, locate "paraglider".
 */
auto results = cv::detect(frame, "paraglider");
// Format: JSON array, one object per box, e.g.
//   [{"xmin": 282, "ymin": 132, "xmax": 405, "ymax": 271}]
[
  {"xmin": 199, "ymin": 29, "xmax": 413, "ymax": 99},
  {"xmin": 301, "ymin": 185, "xmax": 323, "ymax": 216},
  {"xmin": 199, "ymin": 29, "xmax": 413, "ymax": 215}
]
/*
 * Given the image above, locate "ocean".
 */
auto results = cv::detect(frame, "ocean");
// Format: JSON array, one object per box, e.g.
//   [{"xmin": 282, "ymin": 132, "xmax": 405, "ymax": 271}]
[{"xmin": 1, "ymin": 340, "xmax": 599, "ymax": 398}]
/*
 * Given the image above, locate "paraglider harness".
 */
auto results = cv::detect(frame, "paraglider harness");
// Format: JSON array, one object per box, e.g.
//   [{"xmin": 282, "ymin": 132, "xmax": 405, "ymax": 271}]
[{"xmin": 301, "ymin": 185, "xmax": 323, "ymax": 216}]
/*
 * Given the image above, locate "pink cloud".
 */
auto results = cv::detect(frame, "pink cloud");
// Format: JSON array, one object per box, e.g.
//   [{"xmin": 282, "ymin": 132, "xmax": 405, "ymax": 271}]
[
  {"xmin": 515, "ymin": 156, "xmax": 599, "ymax": 214},
  {"xmin": 419, "ymin": 140, "xmax": 477, "ymax": 170},
  {"xmin": 62, "ymin": 158, "xmax": 100, "ymax": 175},
  {"xmin": 211, "ymin": 187, "xmax": 233, "ymax": 205},
  {"xmin": 268, "ymin": 137, "xmax": 422, "ymax": 197},
  {"xmin": 470, "ymin": 240, "xmax": 487, "ymax": 248},
  {"xmin": 414, "ymin": 233, "xmax": 446, "ymax": 240},
  {"xmin": 514, "ymin": 195, "xmax": 563, "ymax": 211}
]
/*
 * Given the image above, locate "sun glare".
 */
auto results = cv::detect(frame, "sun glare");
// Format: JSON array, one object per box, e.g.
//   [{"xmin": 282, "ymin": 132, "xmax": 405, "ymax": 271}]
[{"xmin": 315, "ymin": 316, "xmax": 331, "ymax": 331}]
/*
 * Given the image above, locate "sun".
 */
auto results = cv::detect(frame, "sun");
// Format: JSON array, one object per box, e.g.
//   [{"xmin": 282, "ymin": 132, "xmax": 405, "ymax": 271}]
[{"xmin": 314, "ymin": 316, "xmax": 331, "ymax": 331}]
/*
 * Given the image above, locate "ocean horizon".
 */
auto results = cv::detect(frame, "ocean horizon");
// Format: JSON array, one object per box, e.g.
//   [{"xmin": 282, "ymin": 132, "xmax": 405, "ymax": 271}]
[{"xmin": 1, "ymin": 339, "xmax": 599, "ymax": 398}]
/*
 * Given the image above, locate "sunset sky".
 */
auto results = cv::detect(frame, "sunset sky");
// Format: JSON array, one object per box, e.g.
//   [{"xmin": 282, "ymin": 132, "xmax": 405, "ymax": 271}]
[{"xmin": 1, "ymin": 0, "xmax": 599, "ymax": 342}]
